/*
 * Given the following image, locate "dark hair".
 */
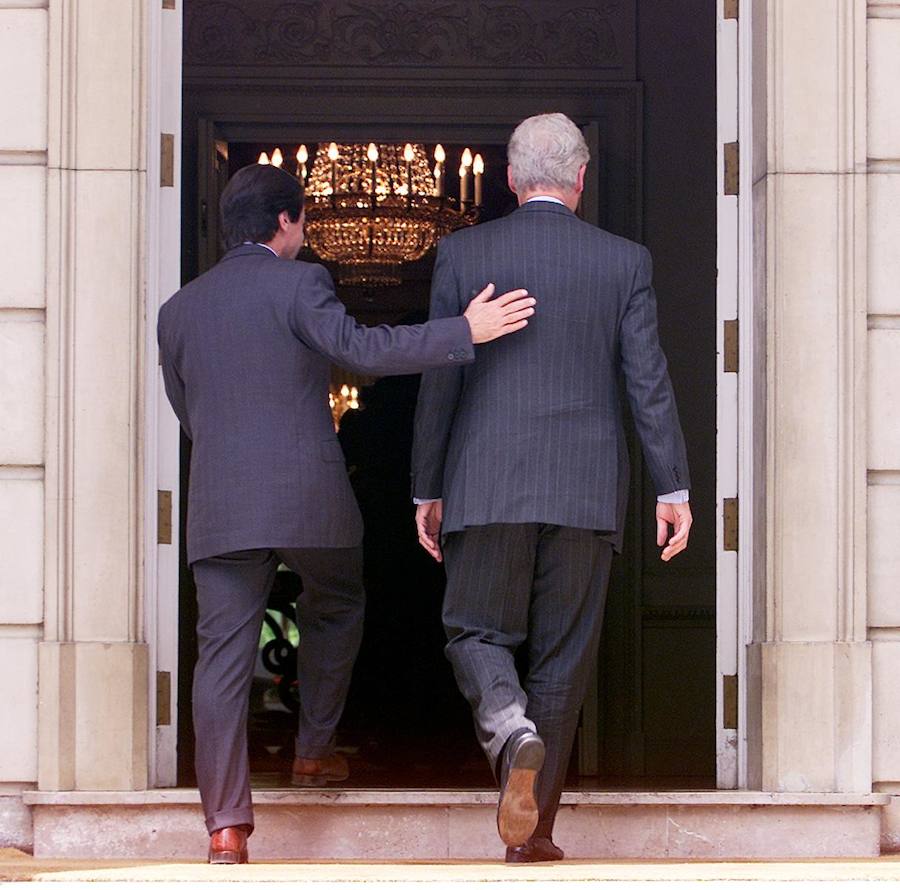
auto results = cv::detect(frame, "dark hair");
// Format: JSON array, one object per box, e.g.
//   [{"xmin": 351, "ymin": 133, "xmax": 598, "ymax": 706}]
[{"xmin": 219, "ymin": 163, "xmax": 304, "ymax": 250}]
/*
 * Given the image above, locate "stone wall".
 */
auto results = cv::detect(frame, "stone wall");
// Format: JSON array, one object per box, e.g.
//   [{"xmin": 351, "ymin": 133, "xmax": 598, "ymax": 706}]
[
  {"xmin": 0, "ymin": 0, "xmax": 899, "ymax": 856},
  {"xmin": 0, "ymin": 0, "xmax": 49, "ymax": 851}
]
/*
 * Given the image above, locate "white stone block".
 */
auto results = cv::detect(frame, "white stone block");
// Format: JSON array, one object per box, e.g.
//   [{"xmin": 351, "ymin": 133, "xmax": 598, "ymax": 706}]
[
  {"xmin": 74, "ymin": 643, "xmax": 148, "ymax": 791},
  {"xmin": 758, "ymin": 641, "xmax": 872, "ymax": 793},
  {"xmin": 869, "ymin": 175, "xmax": 900, "ymax": 316},
  {"xmin": 868, "ymin": 19, "xmax": 900, "ymax": 161},
  {"xmin": 74, "ymin": 2, "xmax": 140, "ymax": 169},
  {"xmin": 869, "ymin": 330, "xmax": 900, "ymax": 470},
  {"xmin": 0, "ymin": 318, "xmax": 44, "ymax": 465},
  {"xmin": 770, "ymin": 174, "xmax": 841, "ymax": 638},
  {"xmin": 0, "ymin": 636, "xmax": 38, "ymax": 782},
  {"xmin": 868, "ymin": 484, "xmax": 900, "ymax": 628},
  {"xmin": 0, "ymin": 9, "xmax": 48, "ymax": 151},
  {"xmin": 0, "ymin": 166, "xmax": 45, "ymax": 308},
  {"xmin": 70, "ymin": 171, "xmax": 138, "ymax": 642},
  {"xmin": 882, "ymin": 794, "xmax": 900, "ymax": 853},
  {"xmin": 873, "ymin": 642, "xmax": 900, "ymax": 783},
  {"xmin": 0, "ymin": 479, "xmax": 43, "ymax": 624},
  {"xmin": 0, "ymin": 793, "xmax": 32, "ymax": 851},
  {"xmin": 772, "ymin": 0, "xmax": 863, "ymax": 172}
]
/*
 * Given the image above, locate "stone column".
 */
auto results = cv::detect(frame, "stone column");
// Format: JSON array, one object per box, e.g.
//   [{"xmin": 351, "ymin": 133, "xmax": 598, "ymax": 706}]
[
  {"xmin": 749, "ymin": 0, "xmax": 871, "ymax": 792},
  {"xmin": 38, "ymin": 0, "xmax": 149, "ymax": 791},
  {"xmin": 866, "ymin": 0, "xmax": 900, "ymax": 851}
]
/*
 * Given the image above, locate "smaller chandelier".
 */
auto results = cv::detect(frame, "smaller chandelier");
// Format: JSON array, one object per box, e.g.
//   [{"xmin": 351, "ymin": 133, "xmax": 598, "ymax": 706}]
[
  {"xmin": 329, "ymin": 383, "xmax": 359, "ymax": 429},
  {"xmin": 259, "ymin": 142, "xmax": 483, "ymax": 286}
]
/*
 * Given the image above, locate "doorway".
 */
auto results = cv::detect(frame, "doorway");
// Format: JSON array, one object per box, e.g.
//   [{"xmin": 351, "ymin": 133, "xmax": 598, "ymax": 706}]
[{"xmin": 171, "ymin": 0, "xmax": 718, "ymax": 791}]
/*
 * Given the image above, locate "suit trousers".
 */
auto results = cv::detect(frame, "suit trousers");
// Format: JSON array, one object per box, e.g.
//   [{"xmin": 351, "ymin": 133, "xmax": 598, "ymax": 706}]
[
  {"xmin": 442, "ymin": 524, "xmax": 613, "ymax": 839},
  {"xmin": 191, "ymin": 546, "xmax": 364, "ymax": 834}
]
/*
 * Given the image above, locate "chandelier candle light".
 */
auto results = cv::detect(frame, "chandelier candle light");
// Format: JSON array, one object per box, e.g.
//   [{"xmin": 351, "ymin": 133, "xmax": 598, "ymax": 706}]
[{"xmin": 256, "ymin": 142, "xmax": 481, "ymax": 286}]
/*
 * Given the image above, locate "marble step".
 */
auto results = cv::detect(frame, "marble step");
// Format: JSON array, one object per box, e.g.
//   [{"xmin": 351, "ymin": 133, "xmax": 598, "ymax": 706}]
[{"xmin": 23, "ymin": 789, "xmax": 889, "ymax": 861}]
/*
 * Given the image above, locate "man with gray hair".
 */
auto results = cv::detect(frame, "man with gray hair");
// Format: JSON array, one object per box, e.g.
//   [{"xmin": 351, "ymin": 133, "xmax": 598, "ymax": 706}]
[{"xmin": 412, "ymin": 113, "xmax": 692, "ymax": 862}]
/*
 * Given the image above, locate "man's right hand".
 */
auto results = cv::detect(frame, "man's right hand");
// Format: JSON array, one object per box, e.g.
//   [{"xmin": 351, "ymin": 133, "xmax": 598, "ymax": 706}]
[
  {"xmin": 656, "ymin": 501, "xmax": 693, "ymax": 562},
  {"xmin": 463, "ymin": 284, "xmax": 535, "ymax": 344}
]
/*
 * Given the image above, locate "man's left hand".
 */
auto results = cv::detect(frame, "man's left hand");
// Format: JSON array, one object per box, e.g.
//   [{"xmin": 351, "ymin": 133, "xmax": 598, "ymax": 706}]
[
  {"xmin": 656, "ymin": 501, "xmax": 692, "ymax": 562},
  {"xmin": 416, "ymin": 500, "xmax": 444, "ymax": 562}
]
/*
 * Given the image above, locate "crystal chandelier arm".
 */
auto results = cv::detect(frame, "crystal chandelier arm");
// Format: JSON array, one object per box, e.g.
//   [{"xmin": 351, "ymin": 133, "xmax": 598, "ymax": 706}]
[
  {"xmin": 287, "ymin": 263, "xmax": 475, "ymax": 378},
  {"xmin": 410, "ymin": 240, "xmax": 466, "ymax": 501}
]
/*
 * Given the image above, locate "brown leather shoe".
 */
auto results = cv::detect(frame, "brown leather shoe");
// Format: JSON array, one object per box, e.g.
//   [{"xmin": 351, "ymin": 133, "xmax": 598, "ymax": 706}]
[
  {"xmin": 291, "ymin": 751, "xmax": 350, "ymax": 787},
  {"xmin": 208, "ymin": 825, "xmax": 249, "ymax": 864},
  {"xmin": 505, "ymin": 837, "xmax": 565, "ymax": 863}
]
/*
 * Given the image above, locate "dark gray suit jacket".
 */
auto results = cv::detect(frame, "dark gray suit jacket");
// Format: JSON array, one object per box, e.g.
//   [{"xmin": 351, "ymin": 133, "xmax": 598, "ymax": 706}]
[
  {"xmin": 158, "ymin": 243, "xmax": 474, "ymax": 564},
  {"xmin": 411, "ymin": 200, "xmax": 690, "ymax": 550}
]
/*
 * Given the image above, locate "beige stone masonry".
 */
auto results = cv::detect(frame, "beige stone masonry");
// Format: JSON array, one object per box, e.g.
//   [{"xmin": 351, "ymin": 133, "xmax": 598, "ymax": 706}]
[
  {"xmin": 0, "ymin": 8, "xmax": 48, "ymax": 153},
  {"xmin": 867, "ymin": 18, "xmax": 900, "ymax": 160},
  {"xmin": 0, "ymin": 166, "xmax": 47, "ymax": 307}
]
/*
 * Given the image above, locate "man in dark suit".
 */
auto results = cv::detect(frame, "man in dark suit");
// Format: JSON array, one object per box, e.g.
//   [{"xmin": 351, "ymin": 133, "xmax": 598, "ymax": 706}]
[
  {"xmin": 157, "ymin": 163, "xmax": 535, "ymax": 864},
  {"xmin": 412, "ymin": 113, "xmax": 693, "ymax": 863}
]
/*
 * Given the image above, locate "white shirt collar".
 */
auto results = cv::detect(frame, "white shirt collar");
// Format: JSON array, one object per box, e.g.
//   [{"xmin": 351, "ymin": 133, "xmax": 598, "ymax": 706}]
[
  {"xmin": 244, "ymin": 241, "xmax": 279, "ymax": 257},
  {"xmin": 526, "ymin": 195, "xmax": 565, "ymax": 206}
]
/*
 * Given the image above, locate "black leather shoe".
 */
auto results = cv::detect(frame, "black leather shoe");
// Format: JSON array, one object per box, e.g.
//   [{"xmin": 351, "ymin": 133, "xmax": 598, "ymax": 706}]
[
  {"xmin": 506, "ymin": 837, "xmax": 565, "ymax": 863},
  {"xmin": 497, "ymin": 729, "xmax": 545, "ymax": 847}
]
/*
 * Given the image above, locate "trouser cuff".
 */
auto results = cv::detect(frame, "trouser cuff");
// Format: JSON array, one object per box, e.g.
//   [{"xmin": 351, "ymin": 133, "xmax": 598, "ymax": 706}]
[
  {"xmin": 295, "ymin": 736, "xmax": 335, "ymax": 760},
  {"xmin": 205, "ymin": 806, "xmax": 255, "ymax": 836}
]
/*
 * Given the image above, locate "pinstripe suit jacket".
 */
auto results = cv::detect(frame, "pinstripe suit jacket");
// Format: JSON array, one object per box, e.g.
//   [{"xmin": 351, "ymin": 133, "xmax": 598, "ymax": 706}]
[
  {"xmin": 411, "ymin": 200, "xmax": 690, "ymax": 549},
  {"xmin": 158, "ymin": 244, "xmax": 474, "ymax": 564}
]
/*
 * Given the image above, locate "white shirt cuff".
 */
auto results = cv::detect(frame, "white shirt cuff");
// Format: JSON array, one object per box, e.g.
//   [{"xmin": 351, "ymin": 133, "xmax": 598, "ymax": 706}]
[
  {"xmin": 658, "ymin": 489, "xmax": 689, "ymax": 504},
  {"xmin": 413, "ymin": 497, "xmax": 440, "ymax": 505}
]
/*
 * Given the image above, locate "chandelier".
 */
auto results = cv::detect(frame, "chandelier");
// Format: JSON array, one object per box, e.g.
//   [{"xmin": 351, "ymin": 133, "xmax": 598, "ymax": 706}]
[{"xmin": 258, "ymin": 143, "xmax": 483, "ymax": 286}]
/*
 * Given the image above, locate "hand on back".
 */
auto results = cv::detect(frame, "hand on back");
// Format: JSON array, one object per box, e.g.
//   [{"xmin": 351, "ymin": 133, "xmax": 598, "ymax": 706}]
[{"xmin": 464, "ymin": 284, "xmax": 535, "ymax": 344}]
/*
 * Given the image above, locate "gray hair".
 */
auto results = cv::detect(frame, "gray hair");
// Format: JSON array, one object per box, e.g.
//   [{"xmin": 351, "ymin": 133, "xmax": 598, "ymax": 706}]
[{"xmin": 507, "ymin": 113, "xmax": 590, "ymax": 194}]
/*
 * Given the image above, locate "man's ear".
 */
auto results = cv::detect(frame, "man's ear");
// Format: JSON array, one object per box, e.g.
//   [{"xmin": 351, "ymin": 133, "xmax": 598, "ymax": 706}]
[
  {"xmin": 278, "ymin": 209, "xmax": 293, "ymax": 231},
  {"xmin": 575, "ymin": 165, "xmax": 586, "ymax": 195},
  {"xmin": 507, "ymin": 166, "xmax": 517, "ymax": 195}
]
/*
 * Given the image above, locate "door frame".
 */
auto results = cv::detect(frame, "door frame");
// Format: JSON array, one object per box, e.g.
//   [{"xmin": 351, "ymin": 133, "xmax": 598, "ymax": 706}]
[
  {"xmin": 144, "ymin": 0, "xmax": 183, "ymax": 788},
  {"xmin": 715, "ymin": 0, "xmax": 760, "ymax": 789},
  {"xmin": 145, "ymin": 2, "xmax": 760, "ymax": 789}
]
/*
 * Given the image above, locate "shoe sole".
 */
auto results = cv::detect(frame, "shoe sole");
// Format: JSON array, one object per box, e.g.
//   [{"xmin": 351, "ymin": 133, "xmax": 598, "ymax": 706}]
[
  {"xmin": 208, "ymin": 851, "xmax": 248, "ymax": 864},
  {"xmin": 497, "ymin": 736, "xmax": 545, "ymax": 847},
  {"xmin": 290, "ymin": 773, "xmax": 349, "ymax": 787}
]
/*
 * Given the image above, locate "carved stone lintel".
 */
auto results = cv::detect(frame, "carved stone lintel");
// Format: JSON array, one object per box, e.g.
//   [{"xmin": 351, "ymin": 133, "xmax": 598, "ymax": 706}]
[{"xmin": 184, "ymin": 0, "xmax": 630, "ymax": 71}]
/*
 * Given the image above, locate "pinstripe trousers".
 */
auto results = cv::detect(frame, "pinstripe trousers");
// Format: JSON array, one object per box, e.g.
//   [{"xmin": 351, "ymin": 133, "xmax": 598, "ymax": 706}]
[{"xmin": 442, "ymin": 523, "xmax": 613, "ymax": 840}]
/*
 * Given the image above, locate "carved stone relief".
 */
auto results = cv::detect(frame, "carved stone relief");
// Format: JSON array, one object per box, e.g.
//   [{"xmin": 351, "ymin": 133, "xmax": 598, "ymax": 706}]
[{"xmin": 184, "ymin": 1, "xmax": 629, "ymax": 71}]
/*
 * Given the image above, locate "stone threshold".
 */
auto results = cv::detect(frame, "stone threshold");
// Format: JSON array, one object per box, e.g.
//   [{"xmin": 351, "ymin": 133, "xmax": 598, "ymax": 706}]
[
  {"xmin": 25, "ymin": 789, "xmax": 890, "ymax": 860},
  {"xmin": 23, "ymin": 788, "xmax": 891, "ymax": 807}
]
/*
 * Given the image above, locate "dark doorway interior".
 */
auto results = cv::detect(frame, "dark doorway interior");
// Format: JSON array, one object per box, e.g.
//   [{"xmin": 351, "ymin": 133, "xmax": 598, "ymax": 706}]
[{"xmin": 178, "ymin": 0, "xmax": 717, "ymax": 791}]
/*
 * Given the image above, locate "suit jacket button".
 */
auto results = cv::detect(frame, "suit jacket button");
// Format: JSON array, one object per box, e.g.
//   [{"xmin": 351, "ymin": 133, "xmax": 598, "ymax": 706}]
[{"xmin": 447, "ymin": 352, "xmax": 455, "ymax": 360}]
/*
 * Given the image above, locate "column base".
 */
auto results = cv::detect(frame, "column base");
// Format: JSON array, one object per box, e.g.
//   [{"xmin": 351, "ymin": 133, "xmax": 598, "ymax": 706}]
[
  {"xmin": 38, "ymin": 642, "xmax": 148, "ymax": 791},
  {"xmin": 752, "ymin": 641, "xmax": 872, "ymax": 792}
]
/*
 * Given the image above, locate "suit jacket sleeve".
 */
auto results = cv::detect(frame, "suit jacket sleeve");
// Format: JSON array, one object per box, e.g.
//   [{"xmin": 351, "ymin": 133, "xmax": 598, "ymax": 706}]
[
  {"xmin": 410, "ymin": 239, "xmax": 466, "ymax": 500},
  {"xmin": 619, "ymin": 246, "xmax": 691, "ymax": 495},
  {"xmin": 157, "ymin": 310, "xmax": 192, "ymax": 441},
  {"xmin": 289, "ymin": 263, "xmax": 474, "ymax": 376}
]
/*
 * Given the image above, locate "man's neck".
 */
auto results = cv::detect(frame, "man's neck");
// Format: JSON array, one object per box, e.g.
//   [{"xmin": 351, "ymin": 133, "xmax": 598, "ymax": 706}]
[{"xmin": 518, "ymin": 189, "xmax": 579, "ymax": 212}]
